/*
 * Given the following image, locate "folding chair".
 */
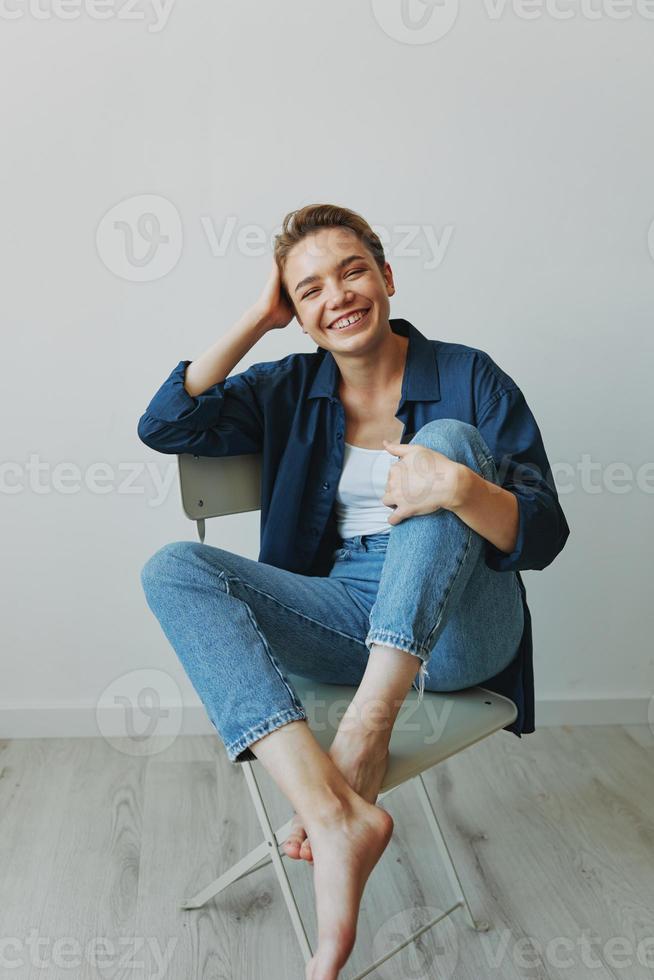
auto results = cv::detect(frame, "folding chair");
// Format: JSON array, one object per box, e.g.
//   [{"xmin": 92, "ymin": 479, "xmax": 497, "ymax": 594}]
[{"xmin": 176, "ymin": 452, "xmax": 518, "ymax": 980}]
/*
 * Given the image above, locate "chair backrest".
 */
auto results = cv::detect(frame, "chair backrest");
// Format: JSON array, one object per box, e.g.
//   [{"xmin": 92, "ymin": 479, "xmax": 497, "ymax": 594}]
[{"xmin": 177, "ymin": 453, "xmax": 263, "ymax": 542}]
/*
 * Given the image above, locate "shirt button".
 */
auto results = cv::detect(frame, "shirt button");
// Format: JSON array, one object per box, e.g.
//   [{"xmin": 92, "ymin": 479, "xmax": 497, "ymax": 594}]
[{"xmin": 322, "ymin": 482, "xmax": 329, "ymax": 490}]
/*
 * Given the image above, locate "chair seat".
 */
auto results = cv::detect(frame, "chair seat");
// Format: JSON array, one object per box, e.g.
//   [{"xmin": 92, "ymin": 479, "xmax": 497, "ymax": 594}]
[{"xmin": 288, "ymin": 674, "xmax": 518, "ymax": 795}]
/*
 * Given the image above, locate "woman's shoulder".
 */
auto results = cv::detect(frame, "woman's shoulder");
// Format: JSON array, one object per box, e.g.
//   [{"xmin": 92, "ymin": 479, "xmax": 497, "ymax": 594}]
[{"xmin": 433, "ymin": 339, "xmax": 518, "ymax": 393}]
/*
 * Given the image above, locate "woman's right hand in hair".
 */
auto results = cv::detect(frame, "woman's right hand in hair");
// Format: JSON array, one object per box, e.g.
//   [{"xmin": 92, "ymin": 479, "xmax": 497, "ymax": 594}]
[{"xmin": 251, "ymin": 260, "xmax": 296, "ymax": 331}]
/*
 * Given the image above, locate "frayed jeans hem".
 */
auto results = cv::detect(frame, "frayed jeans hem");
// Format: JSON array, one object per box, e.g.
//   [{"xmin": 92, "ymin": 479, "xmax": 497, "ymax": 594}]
[
  {"xmin": 225, "ymin": 707, "xmax": 308, "ymax": 765},
  {"xmin": 365, "ymin": 631, "xmax": 432, "ymax": 703}
]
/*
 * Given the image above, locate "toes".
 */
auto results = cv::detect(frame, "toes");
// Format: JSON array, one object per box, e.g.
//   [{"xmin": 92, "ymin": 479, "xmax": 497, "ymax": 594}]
[
  {"xmin": 284, "ymin": 837, "xmax": 302, "ymax": 858},
  {"xmin": 300, "ymin": 838, "xmax": 314, "ymax": 863},
  {"xmin": 285, "ymin": 815, "xmax": 308, "ymax": 859},
  {"xmin": 284, "ymin": 831, "xmax": 306, "ymax": 856}
]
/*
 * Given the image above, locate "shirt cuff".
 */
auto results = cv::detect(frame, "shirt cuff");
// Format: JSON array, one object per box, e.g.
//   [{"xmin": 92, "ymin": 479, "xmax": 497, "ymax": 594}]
[{"xmin": 145, "ymin": 360, "xmax": 228, "ymax": 430}]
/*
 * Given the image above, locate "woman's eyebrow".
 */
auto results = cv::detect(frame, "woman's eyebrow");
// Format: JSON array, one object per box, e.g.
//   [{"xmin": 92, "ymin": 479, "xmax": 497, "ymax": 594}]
[{"xmin": 294, "ymin": 254, "xmax": 368, "ymax": 295}]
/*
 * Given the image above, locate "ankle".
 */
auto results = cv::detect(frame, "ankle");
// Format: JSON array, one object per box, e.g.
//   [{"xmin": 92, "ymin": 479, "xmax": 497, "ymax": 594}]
[
  {"xmin": 337, "ymin": 694, "xmax": 402, "ymax": 743},
  {"xmin": 331, "ymin": 721, "xmax": 392, "ymax": 761},
  {"xmin": 304, "ymin": 785, "xmax": 358, "ymax": 830}
]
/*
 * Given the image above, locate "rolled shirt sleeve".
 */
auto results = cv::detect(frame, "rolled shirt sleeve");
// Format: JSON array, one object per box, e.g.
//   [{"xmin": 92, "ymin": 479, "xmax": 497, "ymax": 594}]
[
  {"xmin": 476, "ymin": 385, "xmax": 570, "ymax": 573},
  {"xmin": 137, "ymin": 359, "xmax": 264, "ymax": 456}
]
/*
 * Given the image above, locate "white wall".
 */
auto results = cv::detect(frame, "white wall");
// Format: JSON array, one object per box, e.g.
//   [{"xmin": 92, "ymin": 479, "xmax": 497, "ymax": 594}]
[{"xmin": 1, "ymin": 0, "xmax": 652, "ymax": 736}]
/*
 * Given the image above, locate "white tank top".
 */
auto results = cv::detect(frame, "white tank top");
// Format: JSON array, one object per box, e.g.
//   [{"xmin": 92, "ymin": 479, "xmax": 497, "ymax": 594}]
[{"xmin": 335, "ymin": 442, "xmax": 398, "ymax": 539}]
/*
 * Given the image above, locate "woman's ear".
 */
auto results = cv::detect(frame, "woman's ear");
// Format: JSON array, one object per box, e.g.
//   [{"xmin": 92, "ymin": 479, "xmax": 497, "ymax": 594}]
[{"xmin": 383, "ymin": 261, "xmax": 396, "ymax": 297}]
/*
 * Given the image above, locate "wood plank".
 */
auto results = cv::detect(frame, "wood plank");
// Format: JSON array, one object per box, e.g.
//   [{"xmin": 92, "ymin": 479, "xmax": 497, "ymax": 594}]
[{"xmin": 2, "ymin": 726, "xmax": 653, "ymax": 979}]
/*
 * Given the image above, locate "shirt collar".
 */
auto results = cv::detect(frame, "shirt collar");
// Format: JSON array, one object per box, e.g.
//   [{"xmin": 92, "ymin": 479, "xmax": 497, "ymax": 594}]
[{"xmin": 306, "ymin": 317, "xmax": 441, "ymax": 407}]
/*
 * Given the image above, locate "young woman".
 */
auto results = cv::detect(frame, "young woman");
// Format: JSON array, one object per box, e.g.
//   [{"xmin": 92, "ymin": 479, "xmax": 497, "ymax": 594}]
[{"xmin": 138, "ymin": 203, "xmax": 570, "ymax": 980}]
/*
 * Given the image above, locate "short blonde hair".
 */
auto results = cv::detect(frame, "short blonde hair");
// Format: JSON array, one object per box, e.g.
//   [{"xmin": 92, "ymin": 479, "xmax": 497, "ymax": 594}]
[{"xmin": 274, "ymin": 203, "xmax": 386, "ymax": 308}]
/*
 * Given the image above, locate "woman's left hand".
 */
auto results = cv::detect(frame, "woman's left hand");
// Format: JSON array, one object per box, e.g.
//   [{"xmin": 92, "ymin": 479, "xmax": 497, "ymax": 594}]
[{"xmin": 381, "ymin": 440, "xmax": 467, "ymax": 525}]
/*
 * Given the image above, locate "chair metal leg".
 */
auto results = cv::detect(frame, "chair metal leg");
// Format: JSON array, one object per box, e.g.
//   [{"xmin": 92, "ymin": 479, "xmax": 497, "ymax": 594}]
[
  {"xmin": 182, "ymin": 764, "xmax": 490, "ymax": 978},
  {"xmin": 346, "ymin": 900, "xmax": 464, "ymax": 980},
  {"xmin": 183, "ymin": 763, "xmax": 313, "ymax": 960},
  {"xmin": 181, "ymin": 809, "xmax": 299, "ymax": 910},
  {"xmin": 415, "ymin": 773, "xmax": 490, "ymax": 933},
  {"xmin": 241, "ymin": 762, "xmax": 315, "ymax": 964},
  {"xmin": 182, "ymin": 797, "xmax": 306, "ymax": 903},
  {"xmin": 181, "ymin": 840, "xmax": 274, "ymax": 909}
]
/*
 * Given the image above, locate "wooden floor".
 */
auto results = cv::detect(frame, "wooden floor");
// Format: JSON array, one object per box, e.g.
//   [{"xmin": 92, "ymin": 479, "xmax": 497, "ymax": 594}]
[{"xmin": 1, "ymin": 724, "xmax": 653, "ymax": 980}]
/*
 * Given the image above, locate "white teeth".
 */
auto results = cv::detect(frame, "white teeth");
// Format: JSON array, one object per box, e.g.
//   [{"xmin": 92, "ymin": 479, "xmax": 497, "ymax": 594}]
[{"xmin": 331, "ymin": 309, "xmax": 367, "ymax": 330}]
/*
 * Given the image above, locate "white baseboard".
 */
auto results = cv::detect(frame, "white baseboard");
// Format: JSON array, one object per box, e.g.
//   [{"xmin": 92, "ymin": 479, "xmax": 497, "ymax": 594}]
[
  {"xmin": 0, "ymin": 702, "xmax": 217, "ymax": 740},
  {"xmin": 0, "ymin": 697, "xmax": 651, "ymax": 740}
]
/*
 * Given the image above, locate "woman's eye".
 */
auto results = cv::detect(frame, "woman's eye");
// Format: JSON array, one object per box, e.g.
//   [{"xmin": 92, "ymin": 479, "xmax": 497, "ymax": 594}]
[{"xmin": 303, "ymin": 269, "xmax": 366, "ymax": 299}]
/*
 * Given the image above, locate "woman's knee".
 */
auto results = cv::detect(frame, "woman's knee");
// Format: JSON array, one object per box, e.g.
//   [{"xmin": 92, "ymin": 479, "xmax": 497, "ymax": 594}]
[
  {"xmin": 140, "ymin": 540, "xmax": 206, "ymax": 593},
  {"xmin": 412, "ymin": 418, "xmax": 495, "ymax": 474}
]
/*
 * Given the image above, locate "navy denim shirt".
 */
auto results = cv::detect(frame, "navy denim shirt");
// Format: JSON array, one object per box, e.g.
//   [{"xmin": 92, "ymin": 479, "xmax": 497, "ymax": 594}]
[{"xmin": 138, "ymin": 318, "xmax": 570, "ymax": 737}]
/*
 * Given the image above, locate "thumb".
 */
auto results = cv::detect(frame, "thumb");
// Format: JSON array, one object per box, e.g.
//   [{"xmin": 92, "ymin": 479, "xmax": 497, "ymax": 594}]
[{"xmin": 382, "ymin": 439, "xmax": 407, "ymax": 454}]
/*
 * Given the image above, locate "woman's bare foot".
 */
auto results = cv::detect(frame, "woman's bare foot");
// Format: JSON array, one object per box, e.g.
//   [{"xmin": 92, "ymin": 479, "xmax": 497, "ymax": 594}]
[
  {"xmin": 303, "ymin": 793, "xmax": 394, "ymax": 980},
  {"xmin": 284, "ymin": 735, "xmax": 389, "ymax": 864}
]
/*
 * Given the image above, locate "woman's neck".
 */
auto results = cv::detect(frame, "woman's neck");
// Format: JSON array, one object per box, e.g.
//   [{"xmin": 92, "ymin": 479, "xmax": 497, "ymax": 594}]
[{"xmin": 336, "ymin": 332, "xmax": 408, "ymax": 400}]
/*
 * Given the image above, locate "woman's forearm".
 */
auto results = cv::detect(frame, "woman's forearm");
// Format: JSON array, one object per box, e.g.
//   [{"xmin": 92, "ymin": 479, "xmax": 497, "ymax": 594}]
[
  {"xmin": 450, "ymin": 465, "xmax": 519, "ymax": 556},
  {"xmin": 183, "ymin": 307, "xmax": 270, "ymax": 398}
]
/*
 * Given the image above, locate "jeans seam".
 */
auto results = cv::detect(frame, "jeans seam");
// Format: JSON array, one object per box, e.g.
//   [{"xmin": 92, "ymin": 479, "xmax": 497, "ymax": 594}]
[
  {"xmin": 221, "ymin": 567, "xmax": 366, "ymax": 648},
  {"xmin": 479, "ymin": 449, "xmax": 499, "ymax": 481},
  {"xmin": 220, "ymin": 571, "xmax": 308, "ymax": 715},
  {"xmin": 366, "ymin": 521, "xmax": 474, "ymax": 662},
  {"xmin": 422, "ymin": 526, "xmax": 474, "ymax": 650},
  {"xmin": 166, "ymin": 548, "xmax": 367, "ymax": 648}
]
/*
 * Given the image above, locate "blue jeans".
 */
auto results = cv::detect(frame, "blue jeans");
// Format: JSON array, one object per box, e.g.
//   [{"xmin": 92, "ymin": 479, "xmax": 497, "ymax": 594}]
[{"xmin": 140, "ymin": 420, "xmax": 524, "ymax": 764}]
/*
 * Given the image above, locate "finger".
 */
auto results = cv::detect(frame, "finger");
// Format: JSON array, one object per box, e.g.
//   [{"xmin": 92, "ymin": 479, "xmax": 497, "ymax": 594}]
[{"xmin": 382, "ymin": 439, "xmax": 408, "ymax": 455}]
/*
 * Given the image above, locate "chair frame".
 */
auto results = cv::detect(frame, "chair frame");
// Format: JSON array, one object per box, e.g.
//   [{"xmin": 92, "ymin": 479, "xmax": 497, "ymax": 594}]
[{"xmin": 176, "ymin": 452, "xmax": 516, "ymax": 979}]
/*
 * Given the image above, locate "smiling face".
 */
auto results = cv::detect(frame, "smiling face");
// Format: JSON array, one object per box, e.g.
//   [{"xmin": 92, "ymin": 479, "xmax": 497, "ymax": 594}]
[{"xmin": 281, "ymin": 226, "xmax": 395, "ymax": 349}]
